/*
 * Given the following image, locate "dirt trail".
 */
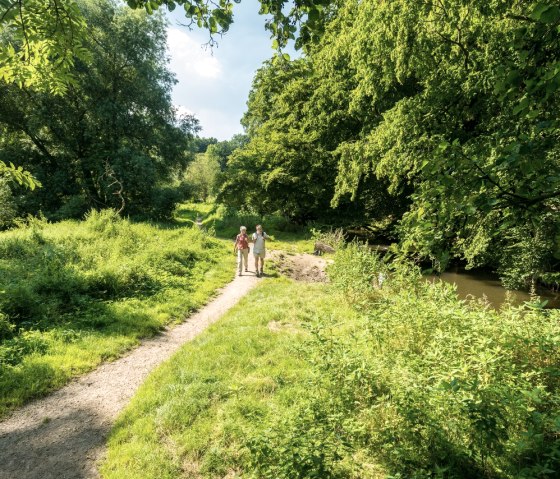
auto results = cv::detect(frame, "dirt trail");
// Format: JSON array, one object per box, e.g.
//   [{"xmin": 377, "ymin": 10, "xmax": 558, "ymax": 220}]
[
  {"xmin": 0, "ymin": 272, "xmax": 260, "ymax": 479},
  {"xmin": 0, "ymin": 252, "xmax": 328, "ymax": 479}
]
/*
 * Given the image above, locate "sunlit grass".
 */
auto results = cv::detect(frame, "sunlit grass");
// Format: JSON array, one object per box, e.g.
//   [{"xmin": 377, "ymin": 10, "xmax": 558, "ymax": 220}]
[
  {"xmin": 101, "ymin": 278, "xmax": 366, "ymax": 479},
  {"xmin": 0, "ymin": 210, "xmax": 235, "ymax": 417}
]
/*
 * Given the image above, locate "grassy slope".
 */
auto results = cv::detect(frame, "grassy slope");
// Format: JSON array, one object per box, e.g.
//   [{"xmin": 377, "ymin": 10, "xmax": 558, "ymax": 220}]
[
  {"xmin": 0, "ymin": 209, "xmax": 235, "ymax": 417},
  {"xmin": 101, "ymin": 278, "xmax": 362, "ymax": 479},
  {"xmin": 102, "ymin": 243, "xmax": 560, "ymax": 479}
]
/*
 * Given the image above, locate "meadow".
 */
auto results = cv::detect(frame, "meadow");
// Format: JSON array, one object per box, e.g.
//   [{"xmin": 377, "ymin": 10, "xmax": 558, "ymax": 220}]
[
  {"xmin": 0, "ymin": 209, "xmax": 234, "ymax": 416},
  {"xmin": 102, "ymin": 243, "xmax": 560, "ymax": 479}
]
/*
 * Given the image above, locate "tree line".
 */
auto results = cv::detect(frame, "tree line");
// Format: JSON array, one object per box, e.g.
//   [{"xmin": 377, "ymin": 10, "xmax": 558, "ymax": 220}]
[
  {"xmin": 0, "ymin": 0, "xmax": 202, "ymax": 221},
  {"xmin": 1, "ymin": 0, "xmax": 559, "ymax": 288},
  {"xmin": 218, "ymin": 0, "xmax": 560, "ymax": 289}
]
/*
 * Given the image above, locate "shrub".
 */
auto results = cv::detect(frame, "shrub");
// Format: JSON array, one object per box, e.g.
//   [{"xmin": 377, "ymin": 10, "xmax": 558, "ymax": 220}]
[
  {"xmin": 247, "ymin": 246, "xmax": 560, "ymax": 478},
  {"xmin": 0, "ymin": 312, "xmax": 15, "ymax": 341},
  {"xmin": 51, "ymin": 195, "xmax": 89, "ymax": 221},
  {"xmin": 84, "ymin": 208, "xmax": 123, "ymax": 236},
  {"xmin": 311, "ymin": 247, "xmax": 560, "ymax": 478},
  {"xmin": 149, "ymin": 186, "xmax": 182, "ymax": 221},
  {"xmin": 326, "ymin": 243, "xmax": 389, "ymax": 304}
]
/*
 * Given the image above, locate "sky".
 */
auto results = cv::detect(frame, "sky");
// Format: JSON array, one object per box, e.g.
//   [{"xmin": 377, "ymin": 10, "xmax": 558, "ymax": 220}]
[{"xmin": 166, "ymin": 0, "xmax": 287, "ymax": 140}]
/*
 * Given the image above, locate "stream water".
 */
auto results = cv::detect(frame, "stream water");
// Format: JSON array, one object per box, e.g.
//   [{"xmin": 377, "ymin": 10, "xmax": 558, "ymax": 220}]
[
  {"xmin": 432, "ymin": 267, "xmax": 560, "ymax": 309},
  {"xmin": 360, "ymin": 239, "xmax": 560, "ymax": 309}
]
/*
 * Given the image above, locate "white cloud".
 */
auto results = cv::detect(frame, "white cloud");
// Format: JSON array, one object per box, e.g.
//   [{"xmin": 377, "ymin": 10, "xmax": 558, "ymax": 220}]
[
  {"xmin": 174, "ymin": 104, "xmax": 194, "ymax": 117},
  {"xmin": 167, "ymin": 27, "xmax": 222, "ymax": 79},
  {"xmin": 193, "ymin": 108, "xmax": 244, "ymax": 139}
]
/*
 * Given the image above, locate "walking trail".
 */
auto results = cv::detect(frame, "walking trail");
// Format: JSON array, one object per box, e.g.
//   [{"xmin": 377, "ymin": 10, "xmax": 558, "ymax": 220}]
[
  {"xmin": 0, "ymin": 272, "xmax": 260, "ymax": 479},
  {"xmin": 0, "ymin": 252, "xmax": 327, "ymax": 479}
]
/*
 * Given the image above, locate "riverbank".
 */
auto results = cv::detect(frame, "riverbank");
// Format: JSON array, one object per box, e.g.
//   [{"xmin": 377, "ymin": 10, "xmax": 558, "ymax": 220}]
[{"xmin": 102, "ymin": 244, "xmax": 560, "ymax": 478}]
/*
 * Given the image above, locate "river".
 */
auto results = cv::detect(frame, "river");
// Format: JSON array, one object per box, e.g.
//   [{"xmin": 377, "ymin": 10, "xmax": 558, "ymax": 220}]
[{"xmin": 432, "ymin": 267, "xmax": 560, "ymax": 309}]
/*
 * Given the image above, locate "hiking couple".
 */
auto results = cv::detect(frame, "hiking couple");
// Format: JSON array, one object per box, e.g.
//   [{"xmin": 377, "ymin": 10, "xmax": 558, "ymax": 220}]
[{"xmin": 234, "ymin": 225, "xmax": 270, "ymax": 278}]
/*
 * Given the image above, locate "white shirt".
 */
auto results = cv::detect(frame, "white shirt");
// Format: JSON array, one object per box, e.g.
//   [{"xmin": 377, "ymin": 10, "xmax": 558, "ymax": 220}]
[{"xmin": 252, "ymin": 232, "xmax": 269, "ymax": 253}]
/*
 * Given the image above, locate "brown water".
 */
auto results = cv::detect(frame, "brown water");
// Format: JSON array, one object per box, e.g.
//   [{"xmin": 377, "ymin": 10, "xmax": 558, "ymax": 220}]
[
  {"xmin": 360, "ymin": 239, "xmax": 560, "ymax": 309},
  {"xmin": 432, "ymin": 267, "xmax": 560, "ymax": 309}
]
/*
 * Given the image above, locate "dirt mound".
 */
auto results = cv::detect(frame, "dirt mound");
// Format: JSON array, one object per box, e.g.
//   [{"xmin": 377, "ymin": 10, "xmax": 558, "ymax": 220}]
[{"xmin": 272, "ymin": 252, "xmax": 329, "ymax": 282}]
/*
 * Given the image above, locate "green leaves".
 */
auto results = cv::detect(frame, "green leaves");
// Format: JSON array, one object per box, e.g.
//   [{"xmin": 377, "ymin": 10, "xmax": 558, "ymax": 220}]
[
  {"xmin": 530, "ymin": 2, "xmax": 560, "ymax": 23},
  {"xmin": 0, "ymin": 161, "xmax": 41, "ymax": 190}
]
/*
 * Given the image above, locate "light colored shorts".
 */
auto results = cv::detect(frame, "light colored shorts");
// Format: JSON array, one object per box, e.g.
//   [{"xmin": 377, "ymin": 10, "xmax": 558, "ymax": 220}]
[{"xmin": 253, "ymin": 250, "xmax": 266, "ymax": 259}]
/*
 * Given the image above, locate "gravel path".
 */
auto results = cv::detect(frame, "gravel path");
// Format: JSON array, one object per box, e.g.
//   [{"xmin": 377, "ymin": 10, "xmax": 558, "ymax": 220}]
[{"xmin": 0, "ymin": 272, "xmax": 259, "ymax": 479}]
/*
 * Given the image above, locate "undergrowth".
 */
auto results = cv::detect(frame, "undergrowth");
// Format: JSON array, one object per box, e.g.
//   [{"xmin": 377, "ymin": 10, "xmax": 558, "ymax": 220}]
[
  {"xmin": 0, "ymin": 209, "xmax": 234, "ymax": 416},
  {"xmin": 103, "ymin": 242, "xmax": 560, "ymax": 479}
]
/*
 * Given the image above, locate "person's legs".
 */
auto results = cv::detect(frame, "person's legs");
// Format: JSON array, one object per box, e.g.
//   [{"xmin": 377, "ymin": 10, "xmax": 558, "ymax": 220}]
[
  {"xmin": 237, "ymin": 249, "xmax": 243, "ymax": 275},
  {"xmin": 260, "ymin": 259, "xmax": 265, "ymax": 275},
  {"xmin": 242, "ymin": 248, "xmax": 249, "ymax": 272},
  {"xmin": 254, "ymin": 254, "xmax": 260, "ymax": 276}
]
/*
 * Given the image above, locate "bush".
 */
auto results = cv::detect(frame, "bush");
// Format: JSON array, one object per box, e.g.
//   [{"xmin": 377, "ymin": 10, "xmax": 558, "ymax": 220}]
[
  {"xmin": 317, "ymin": 247, "xmax": 560, "ymax": 478},
  {"xmin": 326, "ymin": 243, "xmax": 389, "ymax": 303},
  {"xmin": 149, "ymin": 186, "xmax": 182, "ymax": 221},
  {"xmin": 249, "ymin": 246, "xmax": 560, "ymax": 478},
  {"xmin": 51, "ymin": 195, "xmax": 89, "ymax": 221},
  {"xmin": 0, "ymin": 312, "xmax": 15, "ymax": 341}
]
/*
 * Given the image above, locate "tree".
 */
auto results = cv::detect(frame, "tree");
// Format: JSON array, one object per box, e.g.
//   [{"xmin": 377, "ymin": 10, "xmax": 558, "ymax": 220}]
[
  {"xmin": 324, "ymin": 0, "xmax": 560, "ymax": 286},
  {"xmin": 192, "ymin": 136, "xmax": 218, "ymax": 154},
  {"xmin": 220, "ymin": 50, "xmax": 406, "ymax": 224},
  {"xmin": 220, "ymin": 0, "xmax": 559, "ymax": 286},
  {"xmin": 0, "ymin": 0, "xmax": 197, "ymax": 218},
  {"xmin": 184, "ymin": 152, "xmax": 220, "ymax": 201},
  {"xmin": 206, "ymin": 134, "xmax": 248, "ymax": 171}
]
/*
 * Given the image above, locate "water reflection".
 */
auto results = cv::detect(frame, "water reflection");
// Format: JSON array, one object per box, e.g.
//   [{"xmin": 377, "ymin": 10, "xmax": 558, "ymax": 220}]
[{"xmin": 431, "ymin": 267, "xmax": 560, "ymax": 309}]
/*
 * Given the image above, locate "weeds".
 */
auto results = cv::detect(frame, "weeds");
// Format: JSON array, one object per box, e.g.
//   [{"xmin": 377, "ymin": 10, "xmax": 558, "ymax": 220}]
[
  {"xmin": 103, "ymin": 243, "xmax": 560, "ymax": 478},
  {"xmin": 0, "ymin": 209, "xmax": 234, "ymax": 416}
]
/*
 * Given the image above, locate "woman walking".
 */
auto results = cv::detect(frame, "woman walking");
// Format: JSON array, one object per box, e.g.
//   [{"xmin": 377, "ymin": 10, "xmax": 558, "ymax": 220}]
[{"xmin": 234, "ymin": 226, "xmax": 250, "ymax": 276}]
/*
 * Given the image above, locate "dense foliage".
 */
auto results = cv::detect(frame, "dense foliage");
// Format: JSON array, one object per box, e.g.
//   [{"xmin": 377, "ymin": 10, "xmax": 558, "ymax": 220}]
[
  {"xmin": 222, "ymin": 0, "xmax": 560, "ymax": 286},
  {"xmin": 0, "ymin": 209, "xmax": 233, "ymax": 415},
  {"xmin": 0, "ymin": 0, "xmax": 334, "ymax": 88},
  {"xmin": 219, "ymin": 55, "xmax": 404, "ymax": 224},
  {"xmin": 0, "ymin": 0, "xmax": 197, "ymax": 221}
]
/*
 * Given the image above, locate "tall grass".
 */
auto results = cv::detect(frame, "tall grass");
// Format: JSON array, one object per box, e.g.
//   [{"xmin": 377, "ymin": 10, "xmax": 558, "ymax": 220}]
[
  {"xmin": 103, "ymin": 243, "xmax": 560, "ymax": 479},
  {"xmin": 0, "ymin": 210, "xmax": 234, "ymax": 416},
  {"xmin": 101, "ymin": 278, "xmax": 363, "ymax": 478}
]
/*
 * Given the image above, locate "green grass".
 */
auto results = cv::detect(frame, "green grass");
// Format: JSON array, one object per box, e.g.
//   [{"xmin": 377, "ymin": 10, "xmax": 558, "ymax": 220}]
[
  {"xmin": 101, "ymin": 278, "xmax": 367, "ymax": 479},
  {"xmin": 102, "ymin": 243, "xmax": 560, "ymax": 479},
  {"xmin": 0, "ymin": 209, "xmax": 235, "ymax": 417}
]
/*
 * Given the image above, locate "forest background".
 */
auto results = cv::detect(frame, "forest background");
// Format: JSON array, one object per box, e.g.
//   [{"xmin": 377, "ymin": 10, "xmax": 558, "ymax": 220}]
[{"xmin": 1, "ymin": 0, "xmax": 559, "ymax": 290}]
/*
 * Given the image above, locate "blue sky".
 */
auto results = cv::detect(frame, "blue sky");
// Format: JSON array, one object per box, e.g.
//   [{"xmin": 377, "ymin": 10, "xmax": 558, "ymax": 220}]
[{"xmin": 166, "ymin": 0, "xmax": 287, "ymax": 140}]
